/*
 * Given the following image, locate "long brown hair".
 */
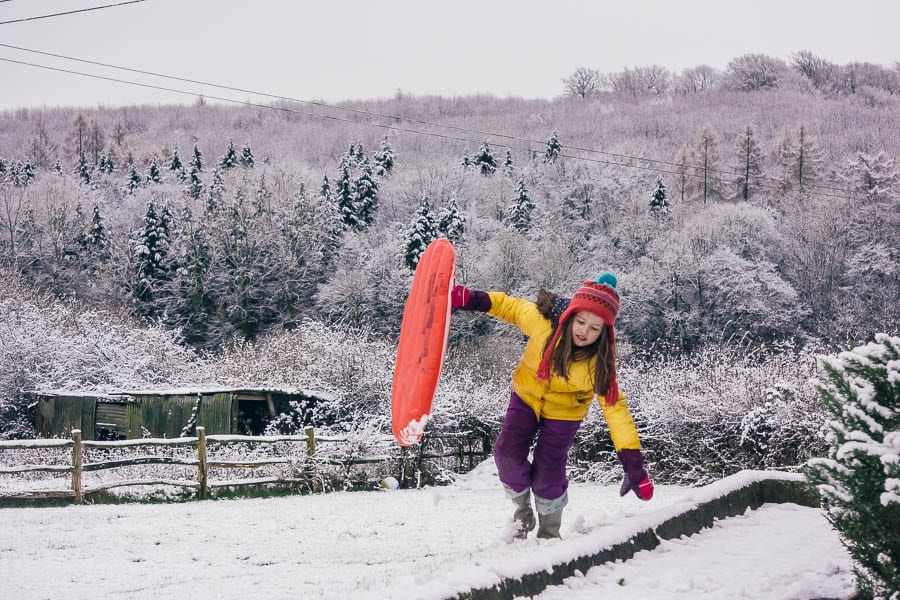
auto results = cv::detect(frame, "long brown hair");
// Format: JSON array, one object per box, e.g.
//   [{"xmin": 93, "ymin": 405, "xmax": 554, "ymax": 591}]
[{"xmin": 538, "ymin": 290, "xmax": 616, "ymax": 396}]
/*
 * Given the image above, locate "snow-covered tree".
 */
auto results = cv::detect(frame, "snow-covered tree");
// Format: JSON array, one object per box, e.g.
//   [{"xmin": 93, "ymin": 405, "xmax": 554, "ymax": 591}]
[
  {"xmin": 373, "ymin": 137, "xmax": 395, "ymax": 176},
  {"xmin": 220, "ymin": 140, "xmax": 238, "ymax": 169},
  {"xmin": 544, "ymin": 131, "xmax": 562, "ymax": 164},
  {"xmin": 460, "ymin": 145, "xmax": 472, "ymax": 171},
  {"xmin": 185, "ymin": 165, "xmax": 204, "ymax": 200},
  {"xmin": 844, "ymin": 151, "xmax": 898, "ymax": 203},
  {"xmin": 734, "ymin": 124, "xmax": 764, "ymax": 201},
  {"xmin": 775, "ymin": 126, "xmax": 825, "ymax": 196},
  {"xmin": 649, "ymin": 176, "xmax": 670, "ymax": 214},
  {"xmin": 335, "ymin": 161, "xmax": 359, "ymax": 230},
  {"xmin": 74, "ymin": 152, "xmax": 92, "ymax": 186},
  {"xmin": 507, "ymin": 177, "xmax": 535, "ymax": 233},
  {"xmin": 168, "ymin": 146, "xmax": 183, "ymax": 172},
  {"xmin": 502, "ymin": 149, "xmax": 514, "ymax": 176},
  {"xmin": 807, "ymin": 334, "xmax": 900, "ymax": 600},
  {"xmin": 206, "ymin": 167, "xmax": 225, "ymax": 211},
  {"xmin": 437, "ymin": 196, "xmax": 465, "ymax": 244},
  {"xmin": 354, "ymin": 157, "xmax": 379, "ymax": 228},
  {"xmin": 52, "ymin": 159, "xmax": 63, "ymax": 176},
  {"xmin": 403, "ymin": 196, "xmax": 439, "ymax": 270},
  {"xmin": 133, "ymin": 199, "xmax": 174, "ymax": 307},
  {"xmin": 240, "ymin": 143, "xmax": 254, "ymax": 168},
  {"xmin": 562, "ymin": 66, "xmax": 601, "ymax": 98},
  {"xmin": 146, "ymin": 157, "xmax": 161, "ymax": 184},
  {"xmin": 125, "ymin": 162, "xmax": 142, "ymax": 195},
  {"xmin": 190, "ymin": 144, "xmax": 203, "ymax": 172},
  {"xmin": 723, "ymin": 53, "xmax": 788, "ymax": 91},
  {"xmin": 86, "ymin": 203, "xmax": 108, "ymax": 253},
  {"xmin": 472, "ymin": 141, "xmax": 497, "ymax": 176},
  {"xmin": 97, "ymin": 152, "xmax": 115, "ymax": 175}
]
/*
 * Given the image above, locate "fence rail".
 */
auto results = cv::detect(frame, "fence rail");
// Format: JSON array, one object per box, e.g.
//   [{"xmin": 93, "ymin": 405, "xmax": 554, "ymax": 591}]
[{"xmin": 0, "ymin": 426, "xmax": 491, "ymax": 504}]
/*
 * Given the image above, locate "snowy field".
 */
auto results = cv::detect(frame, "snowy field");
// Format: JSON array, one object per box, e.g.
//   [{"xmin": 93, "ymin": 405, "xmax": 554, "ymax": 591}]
[{"xmin": 0, "ymin": 461, "xmax": 854, "ymax": 600}]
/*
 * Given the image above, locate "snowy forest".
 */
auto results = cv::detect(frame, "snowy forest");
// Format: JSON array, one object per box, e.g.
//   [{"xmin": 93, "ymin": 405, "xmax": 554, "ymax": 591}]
[{"xmin": 0, "ymin": 51, "xmax": 898, "ymax": 485}]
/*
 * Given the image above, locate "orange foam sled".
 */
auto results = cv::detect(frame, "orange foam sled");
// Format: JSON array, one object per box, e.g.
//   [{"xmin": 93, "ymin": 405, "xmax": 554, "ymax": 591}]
[{"xmin": 391, "ymin": 238, "xmax": 456, "ymax": 446}]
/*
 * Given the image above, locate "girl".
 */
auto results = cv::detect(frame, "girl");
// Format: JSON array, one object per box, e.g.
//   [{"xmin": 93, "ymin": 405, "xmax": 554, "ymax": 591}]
[{"xmin": 451, "ymin": 273, "xmax": 652, "ymax": 539}]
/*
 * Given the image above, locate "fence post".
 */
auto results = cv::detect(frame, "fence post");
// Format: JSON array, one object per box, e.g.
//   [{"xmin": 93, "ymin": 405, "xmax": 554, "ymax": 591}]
[
  {"xmin": 305, "ymin": 426, "xmax": 316, "ymax": 457},
  {"xmin": 71, "ymin": 429, "xmax": 83, "ymax": 505},
  {"xmin": 196, "ymin": 426, "xmax": 208, "ymax": 500}
]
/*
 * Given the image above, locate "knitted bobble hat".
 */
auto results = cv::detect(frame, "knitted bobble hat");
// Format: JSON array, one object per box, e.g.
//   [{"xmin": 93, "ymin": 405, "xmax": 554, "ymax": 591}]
[{"xmin": 536, "ymin": 272, "xmax": 621, "ymax": 405}]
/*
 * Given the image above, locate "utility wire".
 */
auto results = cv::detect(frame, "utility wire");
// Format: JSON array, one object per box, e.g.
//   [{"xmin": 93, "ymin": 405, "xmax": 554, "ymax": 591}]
[
  {"xmin": 0, "ymin": 42, "xmax": 862, "ymax": 199},
  {"xmin": 0, "ymin": 0, "xmax": 146, "ymax": 25},
  {"xmin": 0, "ymin": 54, "xmax": 862, "ymax": 202}
]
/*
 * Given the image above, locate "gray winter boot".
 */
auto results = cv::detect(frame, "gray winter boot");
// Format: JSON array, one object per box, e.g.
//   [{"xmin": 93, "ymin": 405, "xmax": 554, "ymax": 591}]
[
  {"xmin": 536, "ymin": 508, "xmax": 563, "ymax": 539},
  {"xmin": 534, "ymin": 491, "xmax": 568, "ymax": 539},
  {"xmin": 508, "ymin": 489, "xmax": 536, "ymax": 539}
]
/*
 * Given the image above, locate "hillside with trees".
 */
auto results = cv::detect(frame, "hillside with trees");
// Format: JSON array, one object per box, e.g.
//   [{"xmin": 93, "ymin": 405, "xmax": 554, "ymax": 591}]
[{"xmin": 0, "ymin": 51, "xmax": 897, "ymax": 482}]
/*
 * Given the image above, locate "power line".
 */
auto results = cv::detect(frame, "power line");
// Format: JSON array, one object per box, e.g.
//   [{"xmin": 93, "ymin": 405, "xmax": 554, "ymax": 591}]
[
  {"xmin": 0, "ymin": 54, "xmax": 862, "ymax": 202},
  {"xmin": 0, "ymin": 42, "xmax": 863, "ymax": 200},
  {"xmin": 0, "ymin": 0, "xmax": 147, "ymax": 25}
]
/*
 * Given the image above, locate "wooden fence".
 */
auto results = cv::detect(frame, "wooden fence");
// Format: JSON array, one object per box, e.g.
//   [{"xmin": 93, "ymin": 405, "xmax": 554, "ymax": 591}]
[{"xmin": 0, "ymin": 426, "xmax": 491, "ymax": 504}]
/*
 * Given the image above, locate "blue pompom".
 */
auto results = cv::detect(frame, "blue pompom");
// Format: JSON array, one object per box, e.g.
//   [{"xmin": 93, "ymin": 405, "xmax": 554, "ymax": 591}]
[{"xmin": 594, "ymin": 272, "xmax": 618, "ymax": 289}]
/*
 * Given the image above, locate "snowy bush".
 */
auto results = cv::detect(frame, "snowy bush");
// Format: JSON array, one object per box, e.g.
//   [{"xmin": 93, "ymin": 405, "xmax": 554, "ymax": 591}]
[{"xmin": 806, "ymin": 334, "xmax": 900, "ymax": 600}]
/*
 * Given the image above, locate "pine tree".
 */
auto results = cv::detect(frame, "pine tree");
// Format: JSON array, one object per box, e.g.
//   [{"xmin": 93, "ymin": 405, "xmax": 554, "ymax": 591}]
[
  {"xmin": 649, "ymin": 176, "xmax": 670, "ymax": 214},
  {"xmin": 133, "ymin": 199, "xmax": 173, "ymax": 306},
  {"xmin": 190, "ymin": 144, "xmax": 203, "ymax": 172},
  {"xmin": 502, "ymin": 149, "xmax": 515, "ymax": 176},
  {"xmin": 125, "ymin": 163, "xmax": 142, "ymax": 194},
  {"xmin": 373, "ymin": 137, "xmax": 395, "ymax": 176},
  {"xmin": 437, "ymin": 196, "xmax": 465, "ymax": 243},
  {"xmin": 240, "ymin": 143, "xmax": 254, "ymax": 168},
  {"xmin": 354, "ymin": 157, "xmax": 379, "ymax": 228},
  {"xmin": 207, "ymin": 167, "xmax": 225, "ymax": 211},
  {"xmin": 97, "ymin": 153, "xmax": 115, "ymax": 175},
  {"xmin": 507, "ymin": 177, "xmax": 535, "ymax": 233},
  {"xmin": 146, "ymin": 157, "xmax": 161, "ymax": 184},
  {"xmin": 403, "ymin": 196, "xmax": 439, "ymax": 269},
  {"xmin": 544, "ymin": 131, "xmax": 562, "ymax": 164},
  {"xmin": 168, "ymin": 147, "xmax": 183, "ymax": 172},
  {"xmin": 53, "ymin": 159, "xmax": 63, "ymax": 176},
  {"xmin": 473, "ymin": 141, "xmax": 497, "ymax": 176},
  {"xmin": 336, "ymin": 161, "xmax": 359, "ymax": 230},
  {"xmin": 75, "ymin": 152, "xmax": 92, "ymax": 185},
  {"xmin": 319, "ymin": 174, "xmax": 333, "ymax": 204},
  {"xmin": 734, "ymin": 124, "xmax": 764, "ymax": 201},
  {"xmin": 460, "ymin": 145, "xmax": 472, "ymax": 171},
  {"xmin": 87, "ymin": 204, "xmax": 109, "ymax": 252},
  {"xmin": 220, "ymin": 140, "xmax": 238, "ymax": 169},
  {"xmin": 844, "ymin": 151, "xmax": 898, "ymax": 203},
  {"xmin": 185, "ymin": 165, "xmax": 204, "ymax": 200},
  {"xmin": 806, "ymin": 334, "xmax": 900, "ymax": 599}
]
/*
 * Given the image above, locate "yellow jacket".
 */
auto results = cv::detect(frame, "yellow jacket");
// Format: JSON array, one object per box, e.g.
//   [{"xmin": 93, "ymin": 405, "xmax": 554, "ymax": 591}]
[{"xmin": 487, "ymin": 291, "xmax": 641, "ymax": 452}]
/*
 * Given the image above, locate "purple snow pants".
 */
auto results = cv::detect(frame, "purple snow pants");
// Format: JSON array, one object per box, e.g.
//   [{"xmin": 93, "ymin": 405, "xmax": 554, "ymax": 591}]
[{"xmin": 493, "ymin": 392, "xmax": 581, "ymax": 501}]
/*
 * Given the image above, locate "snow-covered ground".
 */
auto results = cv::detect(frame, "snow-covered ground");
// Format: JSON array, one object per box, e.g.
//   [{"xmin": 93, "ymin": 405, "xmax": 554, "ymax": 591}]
[{"xmin": 0, "ymin": 461, "xmax": 855, "ymax": 600}]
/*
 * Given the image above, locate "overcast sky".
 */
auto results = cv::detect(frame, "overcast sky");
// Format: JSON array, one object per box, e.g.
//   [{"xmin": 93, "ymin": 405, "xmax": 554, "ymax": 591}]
[{"xmin": 1, "ymin": 0, "xmax": 898, "ymax": 111}]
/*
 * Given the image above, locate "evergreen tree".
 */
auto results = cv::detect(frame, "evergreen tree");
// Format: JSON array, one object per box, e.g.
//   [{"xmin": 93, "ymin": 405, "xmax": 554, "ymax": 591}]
[
  {"xmin": 146, "ymin": 157, "xmax": 161, "ymax": 184},
  {"xmin": 22, "ymin": 161, "xmax": 35, "ymax": 185},
  {"xmin": 167, "ymin": 205, "xmax": 215, "ymax": 348},
  {"xmin": 319, "ymin": 174, "xmax": 333, "ymax": 204},
  {"xmin": 373, "ymin": 137, "xmax": 395, "ymax": 176},
  {"xmin": 240, "ymin": 143, "xmax": 254, "ymax": 168},
  {"xmin": 97, "ymin": 153, "xmax": 115, "ymax": 175},
  {"xmin": 53, "ymin": 159, "xmax": 63, "ymax": 176},
  {"xmin": 168, "ymin": 146, "xmax": 183, "ymax": 172},
  {"xmin": 460, "ymin": 145, "xmax": 472, "ymax": 171},
  {"xmin": 354, "ymin": 157, "xmax": 379, "ymax": 228},
  {"xmin": 507, "ymin": 177, "xmax": 535, "ymax": 233},
  {"xmin": 125, "ymin": 162, "xmax": 142, "ymax": 194},
  {"xmin": 190, "ymin": 144, "xmax": 203, "ymax": 172},
  {"xmin": 336, "ymin": 161, "xmax": 359, "ymax": 230},
  {"xmin": 544, "ymin": 130, "xmax": 562, "ymax": 164},
  {"xmin": 254, "ymin": 173, "xmax": 271, "ymax": 215},
  {"xmin": 87, "ymin": 204, "xmax": 109, "ymax": 252},
  {"xmin": 185, "ymin": 165, "xmax": 204, "ymax": 200},
  {"xmin": 220, "ymin": 140, "xmax": 238, "ymax": 169},
  {"xmin": 133, "ymin": 199, "xmax": 173, "ymax": 306},
  {"xmin": 403, "ymin": 196, "xmax": 439, "ymax": 270},
  {"xmin": 649, "ymin": 175, "xmax": 670, "ymax": 214},
  {"xmin": 502, "ymin": 149, "xmax": 515, "ymax": 176},
  {"xmin": 844, "ymin": 151, "xmax": 898, "ymax": 203},
  {"xmin": 207, "ymin": 167, "xmax": 226, "ymax": 211},
  {"xmin": 806, "ymin": 334, "xmax": 900, "ymax": 600},
  {"xmin": 75, "ymin": 152, "xmax": 92, "ymax": 186},
  {"xmin": 473, "ymin": 141, "xmax": 497, "ymax": 176},
  {"xmin": 437, "ymin": 196, "xmax": 465, "ymax": 243},
  {"xmin": 734, "ymin": 124, "xmax": 764, "ymax": 201}
]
